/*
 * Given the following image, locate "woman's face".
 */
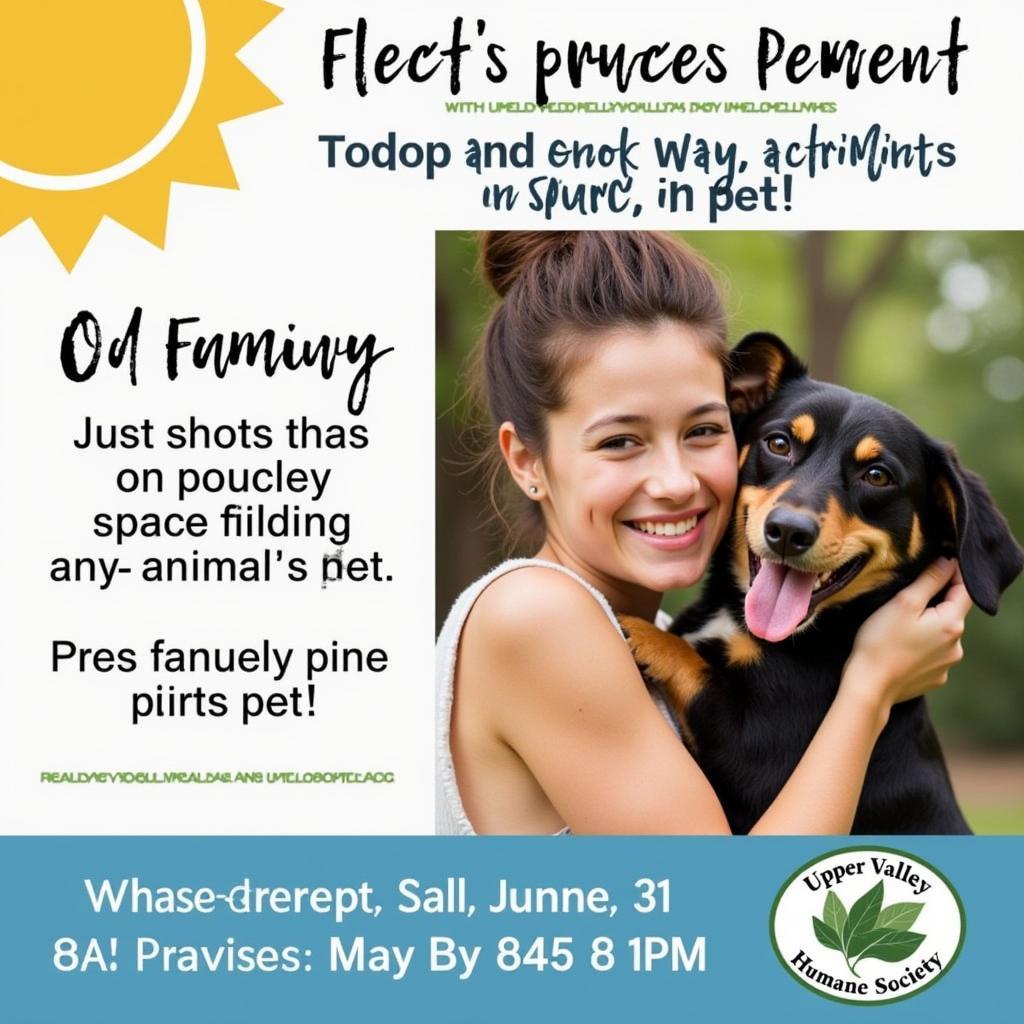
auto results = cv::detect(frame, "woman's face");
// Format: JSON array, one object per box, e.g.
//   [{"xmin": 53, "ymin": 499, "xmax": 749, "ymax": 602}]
[{"xmin": 537, "ymin": 321, "xmax": 737, "ymax": 602}]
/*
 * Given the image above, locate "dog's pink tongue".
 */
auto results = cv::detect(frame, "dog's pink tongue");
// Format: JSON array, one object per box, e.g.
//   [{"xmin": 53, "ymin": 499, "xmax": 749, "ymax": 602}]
[{"xmin": 745, "ymin": 561, "xmax": 817, "ymax": 642}]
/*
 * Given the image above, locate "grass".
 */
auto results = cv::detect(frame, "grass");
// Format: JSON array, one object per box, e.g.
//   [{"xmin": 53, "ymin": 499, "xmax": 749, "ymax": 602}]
[{"xmin": 963, "ymin": 803, "xmax": 1024, "ymax": 835}]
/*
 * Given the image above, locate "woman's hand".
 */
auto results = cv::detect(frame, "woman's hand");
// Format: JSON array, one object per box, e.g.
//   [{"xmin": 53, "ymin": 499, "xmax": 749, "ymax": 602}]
[
  {"xmin": 751, "ymin": 557, "xmax": 971, "ymax": 835},
  {"xmin": 842, "ymin": 557, "xmax": 972, "ymax": 719}
]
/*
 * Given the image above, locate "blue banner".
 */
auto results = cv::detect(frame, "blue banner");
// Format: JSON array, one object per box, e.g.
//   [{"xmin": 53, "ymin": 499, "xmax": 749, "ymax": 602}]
[{"xmin": 0, "ymin": 837, "xmax": 1013, "ymax": 1020}]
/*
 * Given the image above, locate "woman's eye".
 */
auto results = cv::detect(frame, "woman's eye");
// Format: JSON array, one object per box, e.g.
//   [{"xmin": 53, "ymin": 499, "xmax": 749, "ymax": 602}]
[
  {"xmin": 687, "ymin": 423, "xmax": 727, "ymax": 441},
  {"xmin": 864, "ymin": 465, "xmax": 894, "ymax": 487},
  {"xmin": 598, "ymin": 436, "xmax": 639, "ymax": 451},
  {"xmin": 764, "ymin": 432, "xmax": 791, "ymax": 457}
]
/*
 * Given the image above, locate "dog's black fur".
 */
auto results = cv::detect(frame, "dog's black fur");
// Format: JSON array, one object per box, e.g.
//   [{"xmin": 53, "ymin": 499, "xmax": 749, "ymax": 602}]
[{"xmin": 627, "ymin": 333, "xmax": 1023, "ymax": 835}]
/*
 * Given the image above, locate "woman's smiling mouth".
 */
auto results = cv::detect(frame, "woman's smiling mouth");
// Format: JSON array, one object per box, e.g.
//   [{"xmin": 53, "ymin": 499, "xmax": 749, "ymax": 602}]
[{"xmin": 622, "ymin": 511, "xmax": 708, "ymax": 549}]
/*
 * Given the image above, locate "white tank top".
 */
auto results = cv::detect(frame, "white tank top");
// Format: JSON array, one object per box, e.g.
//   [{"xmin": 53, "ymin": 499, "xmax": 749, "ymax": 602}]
[{"xmin": 435, "ymin": 558, "xmax": 677, "ymax": 835}]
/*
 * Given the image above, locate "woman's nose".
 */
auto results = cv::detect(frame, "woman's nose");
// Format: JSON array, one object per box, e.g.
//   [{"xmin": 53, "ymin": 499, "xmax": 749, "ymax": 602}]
[{"xmin": 644, "ymin": 452, "xmax": 700, "ymax": 503}]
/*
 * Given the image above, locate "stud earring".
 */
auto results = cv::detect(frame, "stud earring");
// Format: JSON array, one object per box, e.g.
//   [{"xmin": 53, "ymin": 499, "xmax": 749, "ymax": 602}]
[{"xmin": 529, "ymin": 485, "xmax": 539, "ymax": 496}]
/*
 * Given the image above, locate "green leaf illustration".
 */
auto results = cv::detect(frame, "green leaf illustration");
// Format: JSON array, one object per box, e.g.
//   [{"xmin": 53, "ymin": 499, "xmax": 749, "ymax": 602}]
[
  {"xmin": 813, "ymin": 916, "xmax": 843, "ymax": 952},
  {"xmin": 842, "ymin": 880, "xmax": 883, "ymax": 949},
  {"xmin": 850, "ymin": 928, "xmax": 927, "ymax": 966},
  {"xmin": 810, "ymin": 881, "xmax": 929, "ymax": 979},
  {"xmin": 823, "ymin": 890, "xmax": 848, "ymax": 936},
  {"xmin": 875, "ymin": 901, "xmax": 924, "ymax": 933},
  {"xmin": 847, "ymin": 926, "xmax": 894, "ymax": 959}
]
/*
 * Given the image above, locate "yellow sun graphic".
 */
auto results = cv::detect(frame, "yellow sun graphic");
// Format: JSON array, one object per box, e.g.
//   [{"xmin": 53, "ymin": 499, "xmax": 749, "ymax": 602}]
[{"xmin": 0, "ymin": 0, "xmax": 281, "ymax": 270}]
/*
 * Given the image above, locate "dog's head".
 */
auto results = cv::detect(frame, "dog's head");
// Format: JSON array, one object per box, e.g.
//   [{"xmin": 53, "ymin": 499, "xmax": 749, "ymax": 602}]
[{"xmin": 727, "ymin": 332, "xmax": 1024, "ymax": 642}]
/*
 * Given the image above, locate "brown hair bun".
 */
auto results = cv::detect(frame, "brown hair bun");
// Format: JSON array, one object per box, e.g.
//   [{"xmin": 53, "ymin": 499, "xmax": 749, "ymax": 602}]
[{"xmin": 479, "ymin": 231, "xmax": 577, "ymax": 297}]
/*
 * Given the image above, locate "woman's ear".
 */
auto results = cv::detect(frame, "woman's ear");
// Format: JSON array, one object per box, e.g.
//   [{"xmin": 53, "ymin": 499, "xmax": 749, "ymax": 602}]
[{"xmin": 499, "ymin": 422, "xmax": 545, "ymax": 500}]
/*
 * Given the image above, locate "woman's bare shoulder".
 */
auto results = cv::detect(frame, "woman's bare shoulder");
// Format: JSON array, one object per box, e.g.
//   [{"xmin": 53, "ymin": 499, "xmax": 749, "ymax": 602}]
[
  {"xmin": 458, "ymin": 567, "xmax": 728, "ymax": 834},
  {"xmin": 459, "ymin": 565, "xmax": 647, "ymax": 719},
  {"xmin": 463, "ymin": 565, "xmax": 619, "ymax": 659}
]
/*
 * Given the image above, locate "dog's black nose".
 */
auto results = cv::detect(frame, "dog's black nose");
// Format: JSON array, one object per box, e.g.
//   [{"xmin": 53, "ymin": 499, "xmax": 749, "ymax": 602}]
[{"xmin": 764, "ymin": 507, "xmax": 819, "ymax": 558}]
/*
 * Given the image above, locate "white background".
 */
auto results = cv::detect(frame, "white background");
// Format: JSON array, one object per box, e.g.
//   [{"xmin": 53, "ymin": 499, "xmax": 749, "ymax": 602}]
[{"xmin": 0, "ymin": 1, "xmax": 1020, "ymax": 834}]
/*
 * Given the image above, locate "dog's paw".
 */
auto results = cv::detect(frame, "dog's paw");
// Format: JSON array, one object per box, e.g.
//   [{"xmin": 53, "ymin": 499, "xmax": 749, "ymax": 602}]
[
  {"xmin": 617, "ymin": 614, "xmax": 710, "ymax": 730},
  {"xmin": 618, "ymin": 614, "xmax": 667, "ymax": 678}
]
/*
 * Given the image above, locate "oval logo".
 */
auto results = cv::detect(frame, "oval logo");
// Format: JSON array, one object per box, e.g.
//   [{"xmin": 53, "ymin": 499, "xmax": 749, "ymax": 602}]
[{"xmin": 769, "ymin": 846, "xmax": 965, "ymax": 1005}]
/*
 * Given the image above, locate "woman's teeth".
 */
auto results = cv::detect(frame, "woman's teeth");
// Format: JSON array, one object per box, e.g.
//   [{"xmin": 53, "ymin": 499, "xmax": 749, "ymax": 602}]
[{"xmin": 631, "ymin": 517, "xmax": 699, "ymax": 537}]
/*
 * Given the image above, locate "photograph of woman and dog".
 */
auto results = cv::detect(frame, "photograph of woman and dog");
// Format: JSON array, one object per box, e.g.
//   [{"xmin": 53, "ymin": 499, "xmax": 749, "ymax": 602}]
[{"xmin": 436, "ymin": 230, "xmax": 1024, "ymax": 836}]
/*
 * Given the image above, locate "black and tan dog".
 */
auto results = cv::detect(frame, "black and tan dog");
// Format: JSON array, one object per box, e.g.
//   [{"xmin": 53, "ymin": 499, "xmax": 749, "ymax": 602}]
[{"xmin": 624, "ymin": 333, "xmax": 1023, "ymax": 834}]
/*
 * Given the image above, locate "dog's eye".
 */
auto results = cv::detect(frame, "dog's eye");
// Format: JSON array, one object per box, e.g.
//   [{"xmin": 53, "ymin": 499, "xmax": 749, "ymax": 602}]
[
  {"xmin": 864, "ymin": 465, "xmax": 893, "ymax": 487},
  {"xmin": 764, "ymin": 433, "xmax": 791, "ymax": 457}
]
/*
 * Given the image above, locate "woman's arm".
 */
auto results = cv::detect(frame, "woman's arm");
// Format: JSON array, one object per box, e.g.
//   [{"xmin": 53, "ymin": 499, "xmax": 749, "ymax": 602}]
[
  {"xmin": 462, "ymin": 568, "xmax": 730, "ymax": 834},
  {"xmin": 465, "ymin": 559, "xmax": 968, "ymax": 835}
]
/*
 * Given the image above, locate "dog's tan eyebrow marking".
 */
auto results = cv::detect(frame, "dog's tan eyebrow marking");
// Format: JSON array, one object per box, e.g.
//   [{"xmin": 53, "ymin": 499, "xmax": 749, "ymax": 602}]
[
  {"xmin": 738, "ymin": 443, "xmax": 750, "ymax": 468},
  {"xmin": 790, "ymin": 414, "xmax": 815, "ymax": 443},
  {"xmin": 908, "ymin": 514, "xmax": 924, "ymax": 559},
  {"xmin": 854, "ymin": 436, "xmax": 884, "ymax": 462}
]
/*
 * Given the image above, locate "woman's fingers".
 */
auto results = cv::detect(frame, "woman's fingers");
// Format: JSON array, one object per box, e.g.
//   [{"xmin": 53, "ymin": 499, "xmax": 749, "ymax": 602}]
[
  {"xmin": 929, "ymin": 564, "xmax": 972, "ymax": 639},
  {"xmin": 939, "ymin": 566, "xmax": 973, "ymax": 619},
  {"xmin": 901, "ymin": 557, "xmax": 957, "ymax": 611}
]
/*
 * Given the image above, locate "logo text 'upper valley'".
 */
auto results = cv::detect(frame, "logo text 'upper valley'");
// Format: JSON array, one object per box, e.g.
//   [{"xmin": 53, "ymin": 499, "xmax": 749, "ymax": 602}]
[{"xmin": 770, "ymin": 847, "xmax": 964, "ymax": 1005}]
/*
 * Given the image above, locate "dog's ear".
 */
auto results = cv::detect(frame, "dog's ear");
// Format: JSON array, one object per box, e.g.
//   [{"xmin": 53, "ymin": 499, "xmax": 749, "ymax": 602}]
[
  {"xmin": 727, "ymin": 332, "xmax": 808, "ymax": 415},
  {"xmin": 928, "ymin": 442, "xmax": 1024, "ymax": 615}
]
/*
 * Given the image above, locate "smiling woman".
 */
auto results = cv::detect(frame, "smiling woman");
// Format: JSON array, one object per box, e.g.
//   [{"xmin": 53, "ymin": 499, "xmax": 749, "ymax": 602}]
[
  {"xmin": 505, "ymin": 319, "xmax": 736, "ymax": 613},
  {"xmin": 435, "ymin": 230, "xmax": 971, "ymax": 837}
]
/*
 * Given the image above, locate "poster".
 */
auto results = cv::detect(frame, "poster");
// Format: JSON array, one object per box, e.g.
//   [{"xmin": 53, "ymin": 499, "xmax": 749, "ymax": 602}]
[{"xmin": 0, "ymin": 1, "xmax": 1020, "ymax": 1019}]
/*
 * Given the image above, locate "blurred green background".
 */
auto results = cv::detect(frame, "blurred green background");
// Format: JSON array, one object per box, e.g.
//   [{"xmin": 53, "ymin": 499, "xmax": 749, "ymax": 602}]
[{"xmin": 436, "ymin": 231, "xmax": 1024, "ymax": 831}]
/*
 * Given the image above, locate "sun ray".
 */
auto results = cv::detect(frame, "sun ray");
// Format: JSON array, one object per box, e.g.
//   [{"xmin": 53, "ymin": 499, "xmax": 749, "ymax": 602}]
[
  {"xmin": 0, "ymin": 0, "xmax": 282, "ymax": 270},
  {"xmin": 210, "ymin": 53, "xmax": 284, "ymax": 124},
  {"xmin": 27, "ymin": 198, "xmax": 106, "ymax": 271},
  {"xmin": 0, "ymin": 186, "xmax": 30, "ymax": 235},
  {"xmin": 104, "ymin": 179, "xmax": 173, "ymax": 250},
  {"xmin": 164, "ymin": 124, "xmax": 240, "ymax": 189},
  {"xmin": 205, "ymin": 0, "xmax": 283, "ymax": 51}
]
